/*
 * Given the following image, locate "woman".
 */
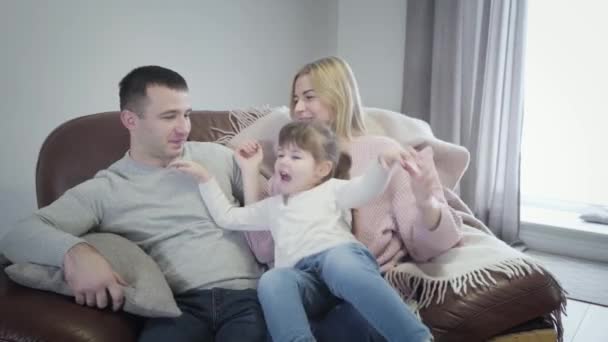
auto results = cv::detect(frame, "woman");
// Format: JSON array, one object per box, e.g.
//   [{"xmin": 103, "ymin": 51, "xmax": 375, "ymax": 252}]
[{"xmin": 244, "ymin": 56, "xmax": 463, "ymax": 271}]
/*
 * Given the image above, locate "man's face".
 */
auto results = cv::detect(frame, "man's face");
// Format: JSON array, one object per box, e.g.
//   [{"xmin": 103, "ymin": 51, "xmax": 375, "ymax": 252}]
[{"xmin": 131, "ymin": 86, "xmax": 192, "ymax": 166}]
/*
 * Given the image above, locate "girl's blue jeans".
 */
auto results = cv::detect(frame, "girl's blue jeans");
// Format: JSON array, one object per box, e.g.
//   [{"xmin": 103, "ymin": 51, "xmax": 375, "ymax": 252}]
[{"xmin": 257, "ymin": 242, "xmax": 431, "ymax": 342}]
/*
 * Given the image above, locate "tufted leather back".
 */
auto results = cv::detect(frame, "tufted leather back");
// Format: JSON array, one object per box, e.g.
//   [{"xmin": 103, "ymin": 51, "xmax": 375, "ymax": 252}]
[{"xmin": 35, "ymin": 111, "xmax": 236, "ymax": 208}]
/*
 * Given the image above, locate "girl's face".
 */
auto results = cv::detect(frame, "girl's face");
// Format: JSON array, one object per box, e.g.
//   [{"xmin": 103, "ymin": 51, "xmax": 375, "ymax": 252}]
[
  {"xmin": 292, "ymin": 74, "xmax": 334, "ymax": 125},
  {"xmin": 274, "ymin": 143, "xmax": 332, "ymax": 196}
]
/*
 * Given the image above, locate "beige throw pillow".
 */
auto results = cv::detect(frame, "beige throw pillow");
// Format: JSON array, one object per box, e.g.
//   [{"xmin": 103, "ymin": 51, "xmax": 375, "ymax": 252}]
[{"xmin": 4, "ymin": 233, "xmax": 181, "ymax": 318}]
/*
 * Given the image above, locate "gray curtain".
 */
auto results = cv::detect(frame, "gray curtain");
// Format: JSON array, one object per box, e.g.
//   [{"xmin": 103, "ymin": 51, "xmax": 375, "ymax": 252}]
[{"xmin": 402, "ymin": 0, "xmax": 527, "ymax": 243}]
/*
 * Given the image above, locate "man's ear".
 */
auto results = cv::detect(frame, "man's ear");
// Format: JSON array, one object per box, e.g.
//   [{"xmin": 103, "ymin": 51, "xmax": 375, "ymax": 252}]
[
  {"xmin": 120, "ymin": 110, "xmax": 139, "ymax": 131},
  {"xmin": 315, "ymin": 160, "xmax": 334, "ymax": 180}
]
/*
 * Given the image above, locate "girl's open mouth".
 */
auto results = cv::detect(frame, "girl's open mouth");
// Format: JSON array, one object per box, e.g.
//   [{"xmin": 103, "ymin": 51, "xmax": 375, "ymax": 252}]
[{"xmin": 279, "ymin": 171, "xmax": 292, "ymax": 182}]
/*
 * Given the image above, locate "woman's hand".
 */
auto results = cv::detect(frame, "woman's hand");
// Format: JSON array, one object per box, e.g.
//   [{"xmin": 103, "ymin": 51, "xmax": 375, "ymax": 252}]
[
  {"xmin": 379, "ymin": 146, "xmax": 441, "ymax": 204},
  {"xmin": 400, "ymin": 146, "xmax": 443, "ymax": 206},
  {"xmin": 235, "ymin": 140, "xmax": 263, "ymax": 175},
  {"xmin": 401, "ymin": 146, "xmax": 444, "ymax": 229},
  {"xmin": 168, "ymin": 160, "xmax": 211, "ymax": 183},
  {"xmin": 381, "ymin": 145, "xmax": 444, "ymax": 229}
]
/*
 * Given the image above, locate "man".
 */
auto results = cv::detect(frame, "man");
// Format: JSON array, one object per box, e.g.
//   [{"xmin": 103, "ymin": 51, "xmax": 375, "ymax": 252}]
[
  {"xmin": 0, "ymin": 66, "xmax": 383, "ymax": 342},
  {"xmin": 1, "ymin": 65, "xmax": 266, "ymax": 341}
]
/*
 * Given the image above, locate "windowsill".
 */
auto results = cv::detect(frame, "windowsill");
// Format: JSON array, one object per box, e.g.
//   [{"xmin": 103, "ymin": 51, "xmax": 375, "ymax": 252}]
[
  {"xmin": 520, "ymin": 206, "xmax": 608, "ymax": 263},
  {"xmin": 522, "ymin": 206, "xmax": 608, "ymax": 237}
]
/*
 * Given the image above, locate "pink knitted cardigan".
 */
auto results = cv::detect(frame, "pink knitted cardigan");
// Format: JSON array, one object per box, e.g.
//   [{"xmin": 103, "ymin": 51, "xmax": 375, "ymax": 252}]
[{"xmin": 245, "ymin": 135, "xmax": 463, "ymax": 271}]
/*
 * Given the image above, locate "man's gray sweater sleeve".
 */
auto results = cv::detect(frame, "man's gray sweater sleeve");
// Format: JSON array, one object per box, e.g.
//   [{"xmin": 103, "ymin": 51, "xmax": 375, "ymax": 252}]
[{"xmin": 0, "ymin": 178, "xmax": 105, "ymax": 267}]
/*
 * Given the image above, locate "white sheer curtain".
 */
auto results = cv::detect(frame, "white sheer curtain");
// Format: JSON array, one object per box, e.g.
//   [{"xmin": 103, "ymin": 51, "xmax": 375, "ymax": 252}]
[{"xmin": 402, "ymin": 0, "xmax": 527, "ymax": 243}]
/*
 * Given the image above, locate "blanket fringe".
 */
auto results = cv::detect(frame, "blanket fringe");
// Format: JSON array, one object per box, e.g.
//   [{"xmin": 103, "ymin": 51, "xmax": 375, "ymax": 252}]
[
  {"xmin": 546, "ymin": 272, "xmax": 568, "ymax": 342},
  {"xmin": 211, "ymin": 105, "xmax": 273, "ymax": 144},
  {"xmin": 386, "ymin": 258, "xmax": 545, "ymax": 308},
  {"xmin": 386, "ymin": 257, "xmax": 568, "ymax": 340}
]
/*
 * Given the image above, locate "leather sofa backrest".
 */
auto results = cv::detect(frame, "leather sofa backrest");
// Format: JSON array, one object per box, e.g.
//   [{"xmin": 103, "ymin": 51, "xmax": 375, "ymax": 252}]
[{"xmin": 36, "ymin": 110, "xmax": 234, "ymax": 208}]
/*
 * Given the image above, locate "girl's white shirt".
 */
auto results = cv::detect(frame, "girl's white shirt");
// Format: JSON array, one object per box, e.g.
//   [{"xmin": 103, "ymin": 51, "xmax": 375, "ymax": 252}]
[{"xmin": 198, "ymin": 161, "xmax": 389, "ymax": 268}]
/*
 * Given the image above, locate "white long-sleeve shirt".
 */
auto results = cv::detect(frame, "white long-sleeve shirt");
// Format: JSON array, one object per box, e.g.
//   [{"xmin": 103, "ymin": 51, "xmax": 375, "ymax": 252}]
[{"xmin": 198, "ymin": 161, "xmax": 389, "ymax": 268}]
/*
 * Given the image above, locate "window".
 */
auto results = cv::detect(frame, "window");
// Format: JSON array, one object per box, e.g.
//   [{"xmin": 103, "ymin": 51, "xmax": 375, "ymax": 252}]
[{"xmin": 521, "ymin": 0, "xmax": 608, "ymax": 210}]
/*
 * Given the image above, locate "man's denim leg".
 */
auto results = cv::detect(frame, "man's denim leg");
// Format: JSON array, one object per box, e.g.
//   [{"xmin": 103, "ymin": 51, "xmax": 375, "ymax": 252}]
[
  {"xmin": 257, "ymin": 267, "xmax": 333, "ymax": 342},
  {"xmin": 311, "ymin": 301, "xmax": 386, "ymax": 342},
  {"xmin": 139, "ymin": 288, "xmax": 267, "ymax": 342},
  {"xmin": 138, "ymin": 289, "xmax": 214, "ymax": 342},
  {"xmin": 215, "ymin": 288, "xmax": 267, "ymax": 342},
  {"xmin": 319, "ymin": 243, "xmax": 431, "ymax": 342}
]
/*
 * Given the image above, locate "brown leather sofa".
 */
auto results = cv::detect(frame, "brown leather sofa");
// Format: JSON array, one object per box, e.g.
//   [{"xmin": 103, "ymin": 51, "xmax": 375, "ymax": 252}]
[{"xmin": 0, "ymin": 111, "xmax": 565, "ymax": 342}]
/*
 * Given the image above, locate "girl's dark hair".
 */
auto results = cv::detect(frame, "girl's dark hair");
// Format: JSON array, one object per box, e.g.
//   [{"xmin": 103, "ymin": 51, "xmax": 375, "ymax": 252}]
[{"xmin": 278, "ymin": 121, "xmax": 351, "ymax": 181}]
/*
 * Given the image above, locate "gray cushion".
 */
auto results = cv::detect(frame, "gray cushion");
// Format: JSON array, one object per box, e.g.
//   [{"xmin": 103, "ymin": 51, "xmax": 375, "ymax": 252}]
[
  {"xmin": 4, "ymin": 233, "xmax": 181, "ymax": 318},
  {"xmin": 0, "ymin": 254, "xmax": 8, "ymax": 267},
  {"xmin": 580, "ymin": 206, "xmax": 608, "ymax": 225}
]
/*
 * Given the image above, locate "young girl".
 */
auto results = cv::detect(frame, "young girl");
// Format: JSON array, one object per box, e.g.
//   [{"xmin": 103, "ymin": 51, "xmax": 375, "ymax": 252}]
[{"xmin": 170, "ymin": 121, "xmax": 431, "ymax": 342}]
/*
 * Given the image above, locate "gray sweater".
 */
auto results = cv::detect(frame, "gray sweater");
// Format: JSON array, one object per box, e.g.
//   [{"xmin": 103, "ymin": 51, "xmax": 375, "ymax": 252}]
[{"xmin": 0, "ymin": 142, "xmax": 263, "ymax": 293}]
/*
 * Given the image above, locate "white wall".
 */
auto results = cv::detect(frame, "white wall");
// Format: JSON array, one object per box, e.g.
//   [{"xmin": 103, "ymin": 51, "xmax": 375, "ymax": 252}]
[
  {"xmin": 336, "ymin": 0, "xmax": 407, "ymax": 112},
  {"xmin": 0, "ymin": 0, "xmax": 407, "ymax": 227},
  {"xmin": 0, "ymin": 0, "xmax": 335, "ymax": 226}
]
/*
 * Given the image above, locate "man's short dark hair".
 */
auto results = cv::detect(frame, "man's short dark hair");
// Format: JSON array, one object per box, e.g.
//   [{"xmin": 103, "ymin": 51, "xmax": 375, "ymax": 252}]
[{"xmin": 119, "ymin": 65, "xmax": 188, "ymax": 114}]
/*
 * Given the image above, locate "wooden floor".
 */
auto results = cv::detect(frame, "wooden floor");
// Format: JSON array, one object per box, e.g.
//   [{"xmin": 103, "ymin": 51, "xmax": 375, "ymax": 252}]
[{"xmin": 563, "ymin": 299, "xmax": 608, "ymax": 341}]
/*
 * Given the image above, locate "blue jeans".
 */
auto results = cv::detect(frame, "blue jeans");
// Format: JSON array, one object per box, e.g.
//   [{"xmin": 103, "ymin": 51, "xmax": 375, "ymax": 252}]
[
  {"xmin": 137, "ymin": 286, "xmax": 380, "ymax": 342},
  {"xmin": 257, "ymin": 243, "xmax": 431, "ymax": 342},
  {"xmin": 311, "ymin": 301, "xmax": 386, "ymax": 342},
  {"xmin": 138, "ymin": 288, "xmax": 266, "ymax": 342}
]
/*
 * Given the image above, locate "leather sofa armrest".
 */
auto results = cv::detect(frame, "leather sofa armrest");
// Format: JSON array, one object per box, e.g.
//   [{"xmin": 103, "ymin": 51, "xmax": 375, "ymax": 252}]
[
  {"xmin": 0, "ymin": 270, "xmax": 141, "ymax": 342},
  {"xmin": 420, "ymin": 270, "xmax": 564, "ymax": 342}
]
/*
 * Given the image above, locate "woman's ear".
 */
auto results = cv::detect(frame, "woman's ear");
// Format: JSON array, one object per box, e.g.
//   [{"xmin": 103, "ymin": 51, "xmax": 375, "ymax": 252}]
[{"xmin": 315, "ymin": 160, "xmax": 334, "ymax": 180}]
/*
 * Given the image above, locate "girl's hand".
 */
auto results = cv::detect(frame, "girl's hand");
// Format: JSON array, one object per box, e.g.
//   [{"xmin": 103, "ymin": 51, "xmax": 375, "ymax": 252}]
[
  {"xmin": 235, "ymin": 140, "xmax": 263, "ymax": 174},
  {"xmin": 168, "ymin": 160, "xmax": 211, "ymax": 183},
  {"xmin": 378, "ymin": 149, "xmax": 408, "ymax": 170}
]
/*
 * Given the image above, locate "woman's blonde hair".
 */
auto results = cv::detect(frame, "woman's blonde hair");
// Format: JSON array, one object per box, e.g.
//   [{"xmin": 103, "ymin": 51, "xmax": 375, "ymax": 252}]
[{"xmin": 290, "ymin": 56, "xmax": 366, "ymax": 139}]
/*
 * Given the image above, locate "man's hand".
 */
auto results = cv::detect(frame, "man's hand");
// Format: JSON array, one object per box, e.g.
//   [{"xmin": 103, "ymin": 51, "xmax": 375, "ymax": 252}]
[
  {"xmin": 235, "ymin": 140, "xmax": 263, "ymax": 174},
  {"xmin": 63, "ymin": 243, "xmax": 127, "ymax": 311},
  {"xmin": 169, "ymin": 160, "xmax": 211, "ymax": 183}
]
